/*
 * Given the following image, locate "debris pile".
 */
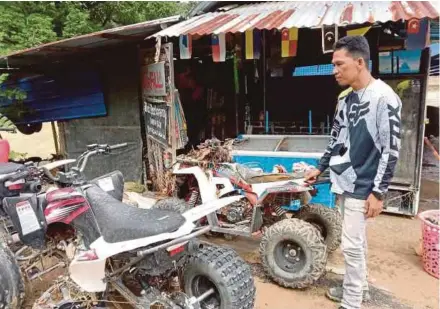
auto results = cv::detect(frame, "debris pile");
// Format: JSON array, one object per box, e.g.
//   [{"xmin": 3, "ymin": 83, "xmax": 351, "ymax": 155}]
[{"xmin": 177, "ymin": 138, "xmax": 237, "ymax": 165}]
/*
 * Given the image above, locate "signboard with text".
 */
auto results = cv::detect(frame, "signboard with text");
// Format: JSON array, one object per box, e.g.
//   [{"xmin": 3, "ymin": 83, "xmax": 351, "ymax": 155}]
[
  {"xmin": 144, "ymin": 101, "xmax": 168, "ymax": 146},
  {"xmin": 142, "ymin": 61, "xmax": 167, "ymax": 97}
]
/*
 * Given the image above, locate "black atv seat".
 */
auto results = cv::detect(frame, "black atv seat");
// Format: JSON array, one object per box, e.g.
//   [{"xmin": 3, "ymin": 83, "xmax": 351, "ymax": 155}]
[
  {"xmin": 0, "ymin": 163, "xmax": 25, "ymax": 175},
  {"xmin": 85, "ymin": 185, "xmax": 186, "ymax": 243}
]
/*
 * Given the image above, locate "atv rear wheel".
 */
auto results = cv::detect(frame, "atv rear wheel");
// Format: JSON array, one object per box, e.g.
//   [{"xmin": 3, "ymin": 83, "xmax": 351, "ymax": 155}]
[
  {"xmin": 0, "ymin": 243, "xmax": 25, "ymax": 309},
  {"xmin": 296, "ymin": 204, "xmax": 342, "ymax": 252},
  {"xmin": 184, "ymin": 245, "xmax": 255, "ymax": 309},
  {"xmin": 259, "ymin": 218, "xmax": 327, "ymax": 289}
]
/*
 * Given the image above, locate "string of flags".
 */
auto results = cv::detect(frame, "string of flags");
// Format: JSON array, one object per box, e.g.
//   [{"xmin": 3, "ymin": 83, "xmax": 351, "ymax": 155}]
[{"xmin": 177, "ymin": 20, "xmax": 428, "ymax": 61}]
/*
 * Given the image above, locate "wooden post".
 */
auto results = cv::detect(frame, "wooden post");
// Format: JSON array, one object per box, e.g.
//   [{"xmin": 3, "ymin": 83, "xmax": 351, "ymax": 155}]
[{"xmin": 51, "ymin": 121, "xmax": 60, "ymax": 155}]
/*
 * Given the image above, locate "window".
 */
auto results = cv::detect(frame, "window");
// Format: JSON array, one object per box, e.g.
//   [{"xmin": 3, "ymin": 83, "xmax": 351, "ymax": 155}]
[{"xmin": 379, "ymin": 50, "xmax": 421, "ymax": 74}]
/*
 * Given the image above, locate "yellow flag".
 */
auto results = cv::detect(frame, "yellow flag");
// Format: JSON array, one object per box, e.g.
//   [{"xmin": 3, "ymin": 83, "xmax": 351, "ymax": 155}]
[
  {"xmin": 245, "ymin": 29, "xmax": 254, "ymax": 59},
  {"xmin": 347, "ymin": 26, "xmax": 371, "ymax": 37},
  {"xmin": 281, "ymin": 28, "xmax": 298, "ymax": 58}
]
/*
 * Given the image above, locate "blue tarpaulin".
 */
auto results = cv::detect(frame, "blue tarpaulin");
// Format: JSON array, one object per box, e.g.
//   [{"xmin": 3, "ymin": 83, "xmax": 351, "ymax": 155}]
[{"xmin": 0, "ymin": 71, "xmax": 106, "ymax": 124}]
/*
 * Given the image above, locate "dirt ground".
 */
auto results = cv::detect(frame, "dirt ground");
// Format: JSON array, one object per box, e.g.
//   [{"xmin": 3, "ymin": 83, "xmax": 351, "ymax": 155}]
[
  {"xmin": 205, "ymin": 178, "xmax": 440, "ymax": 309},
  {"xmin": 2, "ymin": 123, "xmax": 58, "ymax": 158}
]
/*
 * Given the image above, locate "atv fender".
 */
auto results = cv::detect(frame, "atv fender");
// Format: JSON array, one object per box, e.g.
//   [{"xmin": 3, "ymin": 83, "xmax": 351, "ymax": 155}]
[
  {"xmin": 212, "ymin": 176, "xmax": 235, "ymax": 197},
  {"xmin": 173, "ymin": 165, "xmax": 217, "ymax": 203},
  {"xmin": 71, "ymin": 195, "xmax": 244, "ymax": 293},
  {"xmin": 69, "ymin": 256, "xmax": 107, "ymax": 292}
]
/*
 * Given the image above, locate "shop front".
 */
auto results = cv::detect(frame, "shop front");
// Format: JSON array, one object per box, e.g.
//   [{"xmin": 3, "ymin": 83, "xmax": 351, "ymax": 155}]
[{"xmin": 143, "ymin": 1, "xmax": 439, "ymax": 216}]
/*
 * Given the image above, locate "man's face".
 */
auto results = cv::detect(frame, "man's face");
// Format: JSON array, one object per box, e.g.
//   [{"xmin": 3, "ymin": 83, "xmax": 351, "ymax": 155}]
[{"xmin": 332, "ymin": 48, "xmax": 363, "ymax": 86}]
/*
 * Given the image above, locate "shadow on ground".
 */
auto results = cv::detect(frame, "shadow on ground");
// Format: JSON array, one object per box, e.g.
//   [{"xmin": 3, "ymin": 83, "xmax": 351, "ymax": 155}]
[{"xmin": 249, "ymin": 262, "xmax": 415, "ymax": 309}]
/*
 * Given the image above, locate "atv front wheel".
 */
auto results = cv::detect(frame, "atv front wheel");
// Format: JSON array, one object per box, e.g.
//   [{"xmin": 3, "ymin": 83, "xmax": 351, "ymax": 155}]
[
  {"xmin": 0, "ymin": 244, "xmax": 25, "ymax": 309},
  {"xmin": 296, "ymin": 204, "xmax": 342, "ymax": 252},
  {"xmin": 259, "ymin": 218, "xmax": 327, "ymax": 289},
  {"xmin": 184, "ymin": 245, "xmax": 255, "ymax": 309}
]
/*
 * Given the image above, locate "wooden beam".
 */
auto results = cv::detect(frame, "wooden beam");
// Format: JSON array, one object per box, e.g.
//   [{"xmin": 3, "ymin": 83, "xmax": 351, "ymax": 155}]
[
  {"xmin": 100, "ymin": 33, "xmax": 145, "ymax": 41},
  {"xmin": 43, "ymin": 46, "xmax": 88, "ymax": 53}
]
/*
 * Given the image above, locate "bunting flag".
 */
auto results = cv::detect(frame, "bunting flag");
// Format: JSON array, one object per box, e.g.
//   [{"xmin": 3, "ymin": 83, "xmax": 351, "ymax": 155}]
[
  {"xmin": 212, "ymin": 33, "xmax": 226, "ymax": 62},
  {"xmin": 347, "ymin": 26, "xmax": 371, "ymax": 37},
  {"xmin": 322, "ymin": 25, "xmax": 339, "ymax": 53},
  {"xmin": 245, "ymin": 29, "xmax": 261, "ymax": 59},
  {"xmin": 281, "ymin": 28, "xmax": 298, "ymax": 57},
  {"xmin": 406, "ymin": 18, "xmax": 430, "ymax": 50},
  {"xmin": 179, "ymin": 34, "xmax": 192, "ymax": 59}
]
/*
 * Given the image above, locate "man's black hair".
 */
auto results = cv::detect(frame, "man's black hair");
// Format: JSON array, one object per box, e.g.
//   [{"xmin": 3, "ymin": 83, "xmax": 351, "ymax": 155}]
[{"xmin": 334, "ymin": 36, "xmax": 370, "ymax": 67}]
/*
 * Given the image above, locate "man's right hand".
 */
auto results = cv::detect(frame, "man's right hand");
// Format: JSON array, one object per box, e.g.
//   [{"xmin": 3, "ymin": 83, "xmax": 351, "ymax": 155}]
[{"xmin": 304, "ymin": 168, "xmax": 321, "ymax": 183}]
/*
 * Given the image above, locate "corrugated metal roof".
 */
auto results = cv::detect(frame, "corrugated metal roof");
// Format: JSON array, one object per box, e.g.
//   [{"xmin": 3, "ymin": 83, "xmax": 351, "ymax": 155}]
[
  {"xmin": 150, "ymin": 1, "xmax": 439, "ymax": 37},
  {"xmin": 0, "ymin": 15, "xmax": 181, "ymax": 68}
]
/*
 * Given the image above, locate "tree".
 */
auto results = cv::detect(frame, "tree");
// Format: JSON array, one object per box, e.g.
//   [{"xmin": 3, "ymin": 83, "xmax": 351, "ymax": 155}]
[
  {"xmin": 63, "ymin": 6, "xmax": 100, "ymax": 38},
  {"xmin": 0, "ymin": 1, "xmax": 196, "ymax": 56}
]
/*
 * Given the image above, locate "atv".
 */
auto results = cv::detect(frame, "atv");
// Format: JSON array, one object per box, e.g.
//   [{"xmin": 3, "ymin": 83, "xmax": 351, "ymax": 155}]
[
  {"xmin": 0, "ymin": 143, "xmax": 256, "ymax": 309},
  {"xmin": 160, "ymin": 160, "xmax": 342, "ymax": 289},
  {"xmin": 0, "ymin": 144, "xmax": 131, "ymax": 284}
]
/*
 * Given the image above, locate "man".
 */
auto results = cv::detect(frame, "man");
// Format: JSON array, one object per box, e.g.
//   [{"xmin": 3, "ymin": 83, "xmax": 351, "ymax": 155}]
[{"xmin": 305, "ymin": 36, "xmax": 402, "ymax": 309}]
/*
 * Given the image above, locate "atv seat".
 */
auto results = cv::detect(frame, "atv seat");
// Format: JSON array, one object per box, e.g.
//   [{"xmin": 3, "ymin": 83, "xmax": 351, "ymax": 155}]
[
  {"xmin": 235, "ymin": 164, "xmax": 301, "ymax": 185},
  {"xmin": 85, "ymin": 185, "xmax": 186, "ymax": 243}
]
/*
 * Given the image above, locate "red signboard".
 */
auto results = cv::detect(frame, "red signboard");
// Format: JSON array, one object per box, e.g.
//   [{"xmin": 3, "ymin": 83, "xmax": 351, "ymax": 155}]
[{"xmin": 142, "ymin": 61, "xmax": 166, "ymax": 97}]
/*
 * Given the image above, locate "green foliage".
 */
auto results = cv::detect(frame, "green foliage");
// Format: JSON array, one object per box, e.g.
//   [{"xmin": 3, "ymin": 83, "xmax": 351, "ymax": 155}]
[
  {"xmin": 0, "ymin": 3, "xmax": 58, "ymax": 55},
  {"xmin": 0, "ymin": 73, "xmax": 26, "ymax": 101},
  {"xmin": 63, "ymin": 6, "xmax": 100, "ymax": 38},
  {"xmin": 9, "ymin": 150, "xmax": 27, "ymax": 160},
  {"xmin": 0, "ymin": 1, "xmax": 195, "ymax": 56}
]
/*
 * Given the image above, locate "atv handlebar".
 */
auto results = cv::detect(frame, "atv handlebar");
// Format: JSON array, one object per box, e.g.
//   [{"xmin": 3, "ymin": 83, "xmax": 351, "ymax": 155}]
[
  {"xmin": 78, "ymin": 143, "xmax": 128, "ymax": 172},
  {"xmin": 43, "ymin": 142, "xmax": 129, "ymax": 183},
  {"xmin": 109, "ymin": 143, "xmax": 128, "ymax": 150},
  {"xmin": 0, "ymin": 169, "xmax": 30, "ymax": 183}
]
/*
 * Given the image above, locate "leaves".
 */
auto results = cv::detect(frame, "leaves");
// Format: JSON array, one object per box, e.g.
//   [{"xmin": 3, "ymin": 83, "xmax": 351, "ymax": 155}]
[
  {"xmin": 0, "ymin": 1, "xmax": 195, "ymax": 56},
  {"xmin": 63, "ymin": 6, "xmax": 100, "ymax": 38}
]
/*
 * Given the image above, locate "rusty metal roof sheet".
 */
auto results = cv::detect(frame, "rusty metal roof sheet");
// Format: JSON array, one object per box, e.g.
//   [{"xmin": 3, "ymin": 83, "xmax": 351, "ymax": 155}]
[
  {"xmin": 150, "ymin": 1, "xmax": 439, "ymax": 38},
  {"xmin": 0, "ymin": 15, "xmax": 181, "ymax": 69}
]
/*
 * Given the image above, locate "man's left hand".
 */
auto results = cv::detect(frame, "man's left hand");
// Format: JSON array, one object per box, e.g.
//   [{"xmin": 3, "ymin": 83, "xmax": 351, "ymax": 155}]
[{"xmin": 365, "ymin": 193, "xmax": 383, "ymax": 218}]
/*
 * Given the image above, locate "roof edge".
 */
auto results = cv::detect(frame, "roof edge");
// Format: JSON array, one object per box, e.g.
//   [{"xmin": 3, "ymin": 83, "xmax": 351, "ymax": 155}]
[{"xmin": 0, "ymin": 15, "xmax": 182, "ymax": 60}]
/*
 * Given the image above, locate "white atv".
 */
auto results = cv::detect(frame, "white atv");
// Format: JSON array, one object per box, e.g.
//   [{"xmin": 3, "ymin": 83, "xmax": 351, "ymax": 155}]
[
  {"xmin": 161, "ymin": 161, "xmax": 342, "ymax": 289},
  {"xmin": 0, "ymin": 144, "xmax": 256, "ymax": 309}
]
